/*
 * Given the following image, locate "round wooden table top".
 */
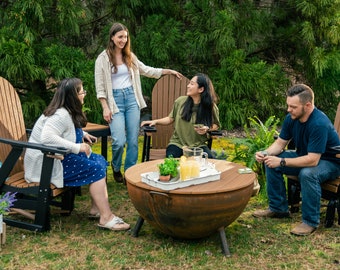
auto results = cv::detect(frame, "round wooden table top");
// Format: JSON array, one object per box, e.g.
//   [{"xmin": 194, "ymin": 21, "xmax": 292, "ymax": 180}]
[{"xmin": 125, "ymin": 159, "xmax": 256, "ymax": 195}]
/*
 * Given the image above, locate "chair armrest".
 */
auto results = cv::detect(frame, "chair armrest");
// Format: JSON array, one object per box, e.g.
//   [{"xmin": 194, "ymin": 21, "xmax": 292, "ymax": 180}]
[
  {"xmin": 142, "ymin": 126, "xmax": 157, "ymax": 133},
  {"xmin": 207, "ymin": 130, "xmax": 223, "ymax": 150},
  {"xmin": 140, "ymin": 126, "xmax": 157, "ymax": 162},
  {"xmin": 0, "ymin": 137, "xmax": 70, "ymax": 187},
  {"xmin": 0, "ymin": 137, "xmax": 69, "ymax": 155},
  {"xmin": 209, "ymin": 130, "xmax": 223, "ymax": 137}
]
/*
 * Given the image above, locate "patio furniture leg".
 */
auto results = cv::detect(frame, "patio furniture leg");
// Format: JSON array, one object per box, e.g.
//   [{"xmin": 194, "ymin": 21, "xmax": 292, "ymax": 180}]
[
  {"xmin": 132, "ymin": 216, "xmax": 144, "ymax": 237},
  {"xmin": 325, "ymin": 199, "xmax": 336, "ymax": 228},
  {"xmin": 288, "ymin": 178, "xmax": 300, "ymax": 213},
  {"xmin": 218, "ymin": 227, "xmax": 231, "ymax": 257}
]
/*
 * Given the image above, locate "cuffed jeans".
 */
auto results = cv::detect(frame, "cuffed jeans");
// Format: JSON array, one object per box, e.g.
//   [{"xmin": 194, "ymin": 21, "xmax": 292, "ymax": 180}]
[
  {"xmin": 266, "ymin": 151, "xmax": 340, "ymax": 227},
  {"xmin": 109, "ymin": 86, "xmax": 140, "ymax": 172}
]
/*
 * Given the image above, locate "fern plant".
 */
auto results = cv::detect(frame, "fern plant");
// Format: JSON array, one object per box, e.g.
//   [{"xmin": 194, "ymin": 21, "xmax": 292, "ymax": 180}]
[{"xmin": 231, "ymin": 116, "xmax": 280, "ymax": 186}]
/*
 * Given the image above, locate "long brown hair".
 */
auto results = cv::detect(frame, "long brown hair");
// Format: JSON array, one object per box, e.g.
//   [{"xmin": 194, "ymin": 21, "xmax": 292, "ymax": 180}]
[
  {"xmin": 106, "ymin": 22, "xmax": 133, "ymax": 73},
  {"xmin": 44, "ymin": 78, "xmax": 87, "ymax": 128}
]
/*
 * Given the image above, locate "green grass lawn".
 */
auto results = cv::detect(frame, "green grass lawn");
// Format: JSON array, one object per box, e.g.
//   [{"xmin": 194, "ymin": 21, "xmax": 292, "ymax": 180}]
[{"xmin": 0, "ymin": 137, "xmax": 339, "ymax": 270}]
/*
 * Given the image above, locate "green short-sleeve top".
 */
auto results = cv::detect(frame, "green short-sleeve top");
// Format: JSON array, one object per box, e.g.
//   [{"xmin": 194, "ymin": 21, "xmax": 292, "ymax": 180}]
[{"xmin": 168, "ymin": 96, "xmax": 220, "ymax": 149}]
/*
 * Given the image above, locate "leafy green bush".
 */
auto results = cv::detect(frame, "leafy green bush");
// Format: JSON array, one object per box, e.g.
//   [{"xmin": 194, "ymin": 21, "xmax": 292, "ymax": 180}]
[{"xmin": 231, "ymin": 116, "xmax": 280, "ymax": 186}]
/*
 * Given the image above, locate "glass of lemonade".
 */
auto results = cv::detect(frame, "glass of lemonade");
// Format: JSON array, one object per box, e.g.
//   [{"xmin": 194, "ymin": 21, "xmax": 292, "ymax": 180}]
[{"xmin": 180, "ymin": 160, "xmax": 200, "ymax": 180}]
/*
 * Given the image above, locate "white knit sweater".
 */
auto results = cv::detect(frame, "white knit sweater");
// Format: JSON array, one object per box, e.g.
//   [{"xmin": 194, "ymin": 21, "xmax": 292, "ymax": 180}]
[{"xmin": 24, "ymin": 108, "xmax": 84, "ymax": 188}]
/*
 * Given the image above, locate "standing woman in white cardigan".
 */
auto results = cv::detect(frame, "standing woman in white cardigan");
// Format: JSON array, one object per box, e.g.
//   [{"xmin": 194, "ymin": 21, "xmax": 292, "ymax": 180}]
[
  {"xmin": 95, "ymin": 22, "xmax": 182, "ymax": 184},
  {"xmin": 24, "ymin": 78, "xmax": 130, "ymax": 231}
]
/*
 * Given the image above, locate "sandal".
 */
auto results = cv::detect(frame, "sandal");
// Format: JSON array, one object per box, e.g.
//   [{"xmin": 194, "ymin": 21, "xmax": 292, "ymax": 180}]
[
  {"xmin": 88, "ymin": 212, "xmax": 100, "ymax": 220},
  {"xmin": 97, "ymin": 216, "xmax": 130, "ymax": 231}
]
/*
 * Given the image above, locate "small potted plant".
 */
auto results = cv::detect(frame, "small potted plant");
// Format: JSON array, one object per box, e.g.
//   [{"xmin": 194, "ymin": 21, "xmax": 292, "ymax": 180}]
[{"xmin": 158, "ymin": 156, "xmax": 179, "ymax": 182}]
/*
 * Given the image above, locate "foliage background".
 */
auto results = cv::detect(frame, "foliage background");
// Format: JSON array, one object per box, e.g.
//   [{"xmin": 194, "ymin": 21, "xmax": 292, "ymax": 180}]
[{"xmin": 0, "ymin": 0, "xmax": 339, "ymax": 128}]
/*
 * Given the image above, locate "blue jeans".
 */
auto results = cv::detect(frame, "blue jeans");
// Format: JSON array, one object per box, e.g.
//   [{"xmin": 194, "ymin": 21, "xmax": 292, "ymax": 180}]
[
  {"xmin": 266, "ymin": 151, "xmax": 340, "ymax": 227},
  {"xmin": 109, "ymin": 86, "xmax": 140, "ymax": 172}
]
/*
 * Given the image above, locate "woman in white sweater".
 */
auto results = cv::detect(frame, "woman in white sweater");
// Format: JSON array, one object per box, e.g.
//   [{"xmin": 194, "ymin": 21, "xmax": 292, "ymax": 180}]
[
  {"xmin": 24, "ymin": 78, "xmax": 130, "ymax": 231},
  {"xmin": 95, "ymin": 22, "xmax": 182, "ymax": 183}
]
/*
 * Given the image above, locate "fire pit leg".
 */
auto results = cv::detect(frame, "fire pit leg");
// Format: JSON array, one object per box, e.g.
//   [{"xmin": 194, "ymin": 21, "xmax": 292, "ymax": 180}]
[
  {"xmin": 132, "ymin": 216, "xmax": 144, "ymax": 237},
  {"xmin": 218, "ymin": 227, "xmax": 231, "ymax": 257}
]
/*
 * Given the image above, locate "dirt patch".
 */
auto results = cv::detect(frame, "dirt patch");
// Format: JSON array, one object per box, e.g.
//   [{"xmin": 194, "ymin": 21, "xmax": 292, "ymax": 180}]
[{"xmin": 220, "ymin": 127, "xmax": 247, "ymax": 138}]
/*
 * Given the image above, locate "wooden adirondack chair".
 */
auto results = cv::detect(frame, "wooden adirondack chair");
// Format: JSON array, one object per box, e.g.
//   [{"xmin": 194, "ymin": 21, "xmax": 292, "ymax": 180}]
[
  {"xmin": 0, "ymin": 77, "xmax": 75, "ymax": 232},
  {"xmin": 141, "ymin": 74, "xmax": 222, "ymax": 162},
  {"xmin": 141, "ymin": 74, "xmax": 190, "ymax": 161},
  {"xmin": 287, "ymin": 103, "xmax": 340, "ymax": 227}
]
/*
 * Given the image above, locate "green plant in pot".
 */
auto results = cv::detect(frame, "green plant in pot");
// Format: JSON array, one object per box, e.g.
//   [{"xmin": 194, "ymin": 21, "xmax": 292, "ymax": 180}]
[{"xmin": 158, "ymin": 156, "xmax": 179, "ymax": 182}]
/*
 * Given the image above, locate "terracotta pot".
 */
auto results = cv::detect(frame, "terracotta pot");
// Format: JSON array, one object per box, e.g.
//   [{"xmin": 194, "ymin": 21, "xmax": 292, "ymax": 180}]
[{"xmin": 159, "ymin": 175, "xmax": 171, "ymax": 182}]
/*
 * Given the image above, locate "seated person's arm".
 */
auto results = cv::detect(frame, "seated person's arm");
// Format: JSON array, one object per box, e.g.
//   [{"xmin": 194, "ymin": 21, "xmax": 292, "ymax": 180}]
[
  {"xmin": 285, "ymin": 152, "xmax": 321, "ymax": 167},
  {"xmin": 255, "ymin": 137, "xmax": 288, "ymax": 164},
  {"xmin": 141, "ymin": 117, "xmax": 174, "ymax": 127},
  {"xmin": 266, "ymin": 137, "xmax": 288, "ymax": 156}
]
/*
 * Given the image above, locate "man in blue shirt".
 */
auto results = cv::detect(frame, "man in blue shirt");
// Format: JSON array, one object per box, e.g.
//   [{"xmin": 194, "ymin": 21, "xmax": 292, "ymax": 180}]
[{"xmin": 253, "ymin": 84, "xmax": 340, "ymax": 235}]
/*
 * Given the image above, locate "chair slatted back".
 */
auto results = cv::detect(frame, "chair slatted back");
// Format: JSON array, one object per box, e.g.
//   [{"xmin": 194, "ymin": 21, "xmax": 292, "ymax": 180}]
[
  {"xmin": 0, "ymin": 77, "xmax": 26, "ymax": 174},
  {"xmin": 150, "ymin": 75, "xmax": 190, "ymax": 151}
]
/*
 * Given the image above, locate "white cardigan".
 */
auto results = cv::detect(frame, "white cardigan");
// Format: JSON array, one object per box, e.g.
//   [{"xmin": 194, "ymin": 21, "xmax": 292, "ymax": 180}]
[
  {"xmin": 24, "ymin": 108, "xmax": 85, "ymax": 188},
  {"xmin": 94, "ymin": 51, "xmax": 163, "ymax": 114}
]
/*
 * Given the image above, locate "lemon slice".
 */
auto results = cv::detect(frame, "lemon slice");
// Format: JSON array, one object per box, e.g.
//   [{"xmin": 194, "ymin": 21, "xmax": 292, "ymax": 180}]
[{"xmin": 180, "ymin": 156, "xmax": 187, "ymax": 163}]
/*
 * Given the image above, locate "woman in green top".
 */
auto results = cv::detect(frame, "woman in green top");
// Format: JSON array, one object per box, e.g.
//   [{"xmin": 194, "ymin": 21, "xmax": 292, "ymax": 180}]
[{"xmin": 141, "ymin": 73, "xmax": 220, "ymax": 158}]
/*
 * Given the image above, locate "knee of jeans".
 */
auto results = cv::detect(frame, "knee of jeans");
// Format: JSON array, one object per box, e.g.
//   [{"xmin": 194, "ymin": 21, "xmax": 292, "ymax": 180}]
[
  {"xmin": 299, "ymin": 167, "xmax": 317, "ymax": 183},
  {"xmin": 126, "ymin": 133, "xmax": 139, "ymax": 144},
  {"xmin": 112, "ymin": 136, "xmax": 126, "ymax": 147}
]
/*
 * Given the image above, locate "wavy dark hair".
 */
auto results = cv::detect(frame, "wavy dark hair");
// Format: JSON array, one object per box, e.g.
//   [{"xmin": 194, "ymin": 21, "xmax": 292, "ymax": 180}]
[
  {"xmin": 106, "ymin": 22, "xmax": 133, "ymax": 73},
  {"xmin": 44, "ymin": 78, "xmax": 87, "ymax": 128},
  {"xmin": 181, "ymin": 73, "xmax": 218, "ymax": 128}
]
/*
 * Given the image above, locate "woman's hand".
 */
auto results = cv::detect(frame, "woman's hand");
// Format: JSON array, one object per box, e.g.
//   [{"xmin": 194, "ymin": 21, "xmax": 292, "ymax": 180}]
[
  {"xmin": 103, "ymin": 107, "xmax": 112, "ymax": 123},
  {"xmin": 163, "ymin": 69, "xmax": 183, "ymax": 79},
  {"xmin": 83, "ymin": 133, "xmax": 97, "ymax": 144},
  {"xmin": 141, "ymin": 120, "xmax": 156, "ymax": 127},
  {"xmin": 171, "ymin": 70, "xmax": 183, "ymax": 79},
  {"xmin": 80, "ymin": 143, "xmax": 92, "ymax": 157}
]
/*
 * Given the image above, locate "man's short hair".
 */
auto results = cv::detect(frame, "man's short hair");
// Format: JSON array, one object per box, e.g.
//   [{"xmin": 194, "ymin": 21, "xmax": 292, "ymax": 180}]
[{"xmin": 287, "ymin": 84, "xmax": 314, "ymax": 104}]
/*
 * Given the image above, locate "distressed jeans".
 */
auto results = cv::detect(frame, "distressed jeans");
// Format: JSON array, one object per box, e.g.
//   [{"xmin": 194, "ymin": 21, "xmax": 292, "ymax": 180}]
[
  {"xmin": 265, "ymin": 151, "xmax": 340, "ymax": 227},
  {"xmin": 109, "ymin": 86, "xmax": 140, "ymax": 172}
]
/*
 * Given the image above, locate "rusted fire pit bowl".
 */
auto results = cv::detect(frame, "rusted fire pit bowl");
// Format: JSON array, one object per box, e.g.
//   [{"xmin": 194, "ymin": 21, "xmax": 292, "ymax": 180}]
[{"xmin": 125, "ymin": 160, "xmax": 255, "ymax": 239}]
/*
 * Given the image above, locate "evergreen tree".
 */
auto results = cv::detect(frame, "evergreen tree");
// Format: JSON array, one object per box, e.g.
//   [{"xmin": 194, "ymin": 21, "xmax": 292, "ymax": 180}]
[{"xmin": 0, "ymin": 0, "xmax": 338, "ymax": 128}]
